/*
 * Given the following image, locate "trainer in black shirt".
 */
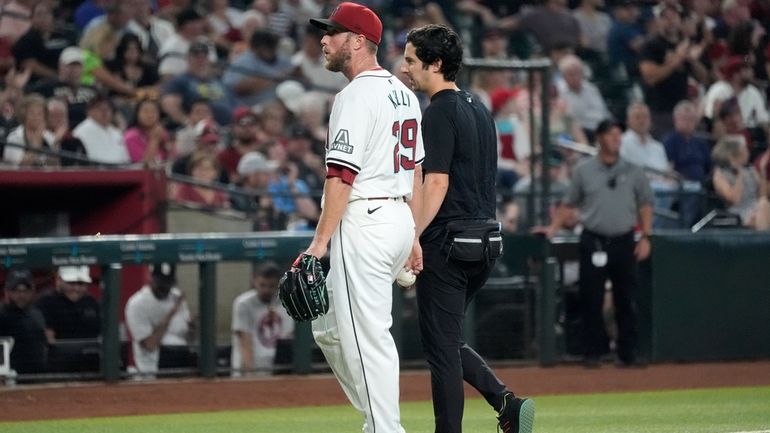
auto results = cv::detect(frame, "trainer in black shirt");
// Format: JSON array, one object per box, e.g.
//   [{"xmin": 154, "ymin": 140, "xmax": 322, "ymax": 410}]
[
  {"xmin": 401, "ymin": 24, "xmax": 535, "ymax": 433},
  {"xmin": 419, "ymin": 88, "xmax": 498, "ymax": 241}
]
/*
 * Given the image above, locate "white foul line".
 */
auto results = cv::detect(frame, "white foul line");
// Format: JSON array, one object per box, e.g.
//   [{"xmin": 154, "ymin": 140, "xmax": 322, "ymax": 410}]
[{"xmin": 726, "ymin": 430, "xmax": 770, "ymax": 433}]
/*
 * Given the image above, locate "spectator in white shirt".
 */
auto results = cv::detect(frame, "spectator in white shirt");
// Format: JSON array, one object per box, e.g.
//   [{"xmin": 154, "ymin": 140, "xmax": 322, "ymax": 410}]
[
  {"xmin": 557, "ymin": 54, "xmax": 610, "ymax": 142},
  {"xmin": 157, "ymin": 8, "xmax": 215, "ymax": 80},
  {"xmin": 703, "ymin": 55, "xmax": 769, "ymax": 128},
  {"xmin": 72, "ymin": 94, "xmax": 130, "ymax": 164},
  {"xmin": 126, "ymin": 0, "xmax": 175, "ymax": 65},
  {"xmin": 4, "ymin": 93, "xmax": 56, "ymax": 167},
  {"xmin": 621, "ymin": 101, "xmax": 677, "ymax": 226},
  {"xmin": 291, "ymin": 24, "xmax": 348, "ymax": 94}
]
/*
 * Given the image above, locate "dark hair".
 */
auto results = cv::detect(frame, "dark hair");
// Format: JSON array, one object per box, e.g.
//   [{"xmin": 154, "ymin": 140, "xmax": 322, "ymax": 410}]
[
  {"xmin": 114, "ymin": 33, "xmax": 144, "ymax": 66},
  {"xmin": 595, "ymin": 119, "xmax": 622, "ymax": 136},
  {"xmin": 187, "ymin": 150, "xmax": 219, "ymax": 173},
  {"xmin": 176, "ymin": 7, "xmax": 203, "ymax": 28},
  {"xmin": 406, "ymin": 24, "xmax": 463, "ymax": 82},
  {"xmin": 718, "ymin": 96, "xmax": 741, "ymax": 120},
  {"xmin": 186, "ymin": 97, "xmax": 211, "ymax": 115},
  {"xmin": 727, "ymin": 21, "xmax": 755, "ymax": 56},
  {"xmin": 129, "ymin": 97, "xmax": 162, "ymax": 129},
  {"xmin": 250, "ymin": 30, "xmax": 279, "ymax": 51},
  {"xmin": 254, "ymin": 261, "xmax": 282, "ymax": 280}
]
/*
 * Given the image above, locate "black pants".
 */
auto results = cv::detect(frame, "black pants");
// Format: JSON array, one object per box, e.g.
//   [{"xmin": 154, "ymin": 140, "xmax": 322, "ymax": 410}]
[
  {"xmin": 578, "ymin": 230, "xmax": 639, "ymax": 362},
  {"xmin": 417, "ymin": 238, "xmax": 508, "ymax": 433}
]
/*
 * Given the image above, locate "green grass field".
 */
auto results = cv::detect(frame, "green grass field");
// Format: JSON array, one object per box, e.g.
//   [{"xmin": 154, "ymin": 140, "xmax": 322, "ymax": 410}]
[{"xmin": 2, "ymin": 386, "xmax": 769, "ymax": 433}]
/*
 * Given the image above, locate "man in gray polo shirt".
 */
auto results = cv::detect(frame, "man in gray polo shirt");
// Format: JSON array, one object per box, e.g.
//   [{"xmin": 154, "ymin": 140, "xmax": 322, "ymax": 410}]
[{"xmin": 541, "ymin": 119, "xmax": 653, "ymax": 368}]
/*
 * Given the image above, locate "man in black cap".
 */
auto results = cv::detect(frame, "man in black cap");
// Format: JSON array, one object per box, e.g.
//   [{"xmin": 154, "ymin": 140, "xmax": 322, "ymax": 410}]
[
  {"xmin": 0, "ymin": 269, "xmax": 47, "ymax": 374},
  {"xmin": 124, "ymin": 263, "xmax": 194, "ymax": 378}
]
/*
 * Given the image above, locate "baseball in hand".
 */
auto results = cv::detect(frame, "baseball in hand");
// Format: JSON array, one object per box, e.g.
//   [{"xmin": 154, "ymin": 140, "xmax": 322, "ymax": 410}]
[{"xmin": 396, "ymin": 268, "xmax": 416, "ymax": 287}]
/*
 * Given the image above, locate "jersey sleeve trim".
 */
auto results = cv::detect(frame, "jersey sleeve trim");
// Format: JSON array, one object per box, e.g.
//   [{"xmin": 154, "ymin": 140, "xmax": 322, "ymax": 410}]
[
  {"xmin": 326, "ymin": 163, "xmax": 357, "ymax": 186},
  {"xmin": 326, "ymin": 157, "xmax": 361, "ymax": 173}
]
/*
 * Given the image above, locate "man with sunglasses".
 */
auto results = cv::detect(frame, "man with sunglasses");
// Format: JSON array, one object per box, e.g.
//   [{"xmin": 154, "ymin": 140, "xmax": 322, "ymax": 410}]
[{"xmin": 540, "ymin": 119, "xmax": 653, "ymax": 368}]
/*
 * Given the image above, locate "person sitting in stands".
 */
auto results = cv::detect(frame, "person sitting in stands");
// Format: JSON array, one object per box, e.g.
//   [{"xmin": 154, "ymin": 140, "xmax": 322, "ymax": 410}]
[
  {"xmin": 171, "ymin": 152, "xmax": 231, "ymax": 209},
  {"xmin": 72, "ymin": 93, "xmax": 130, "ymax": 165}
]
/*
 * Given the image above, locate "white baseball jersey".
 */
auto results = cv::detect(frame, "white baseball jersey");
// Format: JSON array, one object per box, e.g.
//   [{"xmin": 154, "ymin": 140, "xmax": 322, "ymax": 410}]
[
  {"xmin": 313, "ymin": 68, "xmax": 423, "ymax": 433},
  {"xmin": 231, "ymin": 290, "xmax": 294, "ymax": 374},
  {"xmin": 325, "ymin": 68, "xmax": 424, "ymax": 200}
]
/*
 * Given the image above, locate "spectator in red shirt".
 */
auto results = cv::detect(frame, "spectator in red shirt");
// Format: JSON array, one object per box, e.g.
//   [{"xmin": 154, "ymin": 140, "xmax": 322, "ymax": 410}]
[
  {"xmin": 172, "ymin": 152, "xmax": 230, "ymax": 209},
  {"xmin": 217, "ymin": 106, "xmax": 261, "ymax": 182}
]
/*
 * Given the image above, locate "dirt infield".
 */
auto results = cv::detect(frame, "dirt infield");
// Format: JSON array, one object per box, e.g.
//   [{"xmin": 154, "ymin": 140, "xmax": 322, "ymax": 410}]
[{"xmin": 1, "ymin": 361, "xmax": 769, "ymax": 422}]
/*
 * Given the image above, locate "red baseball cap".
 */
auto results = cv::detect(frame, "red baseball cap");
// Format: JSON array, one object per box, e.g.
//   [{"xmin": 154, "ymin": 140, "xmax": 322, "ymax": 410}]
[
  {"xmin": 721, "ymin": 55, "xmax": 750, "ymax": 81},
  {"xmin": 195, "ymin": 119, "xmax": 220, "ymax": 144},
  {"xmin": 232, "ymin": 106, "xmax": 257, "ymax": 123},
  {"xmin": 490, "ymin": 87, "xmax": 520, "ymax": 115},
  {"xmin": 309, "ymin": 2, "xmax": 382, "ymax": 45}
]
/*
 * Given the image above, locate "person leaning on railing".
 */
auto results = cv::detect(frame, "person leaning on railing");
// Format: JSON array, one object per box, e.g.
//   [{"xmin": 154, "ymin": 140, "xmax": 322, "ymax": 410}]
[{"xmin": 711, "ymin": 135, "xmax": 770, "ymax": 230}]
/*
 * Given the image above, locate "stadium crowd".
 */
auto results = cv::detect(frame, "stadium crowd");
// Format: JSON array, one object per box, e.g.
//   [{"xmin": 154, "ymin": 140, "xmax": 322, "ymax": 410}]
[
  {"xmin": 1, "ymin": 0, "xmax": 770, "ymax": 230},
  {"xmin": 3, "ymin": 0, "xmax": 770, "ymax": 376}
]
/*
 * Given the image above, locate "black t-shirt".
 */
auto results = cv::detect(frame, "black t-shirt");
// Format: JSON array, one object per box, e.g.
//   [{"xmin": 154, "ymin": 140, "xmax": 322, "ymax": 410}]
[
  {"xmin": 639, "ymin": 36, "xmax": 689, "ymax": 112},
  {"xmin": 12, "ymin": 29, "xmax": 73, "ymax": 84},
  {"xmin": 30, "ymin": 79, "xmax": 98, "ymax": 128},
  {"xmin": 59, "ymin": 133, "xmax": 89, "ymax": 166},
  {"xmin": 420, "ymin": 89, "xmax": 497, "ymax": 242},
  {"xmin": 103, "ymin": 59, "xmax": 160, "ymax": 91},
  {"xmin": 36, "ymin": 293, "xmax": 100, "ymax": 340},
  {"xmin": 0, "ymin": 303, "xmax": 47, "ymax": 374}
]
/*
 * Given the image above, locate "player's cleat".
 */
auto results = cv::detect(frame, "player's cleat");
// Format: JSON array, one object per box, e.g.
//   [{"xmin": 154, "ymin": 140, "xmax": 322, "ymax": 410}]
[{"xmin": 497, "ymin": 392, "xmax": 535, "ymax": 433}]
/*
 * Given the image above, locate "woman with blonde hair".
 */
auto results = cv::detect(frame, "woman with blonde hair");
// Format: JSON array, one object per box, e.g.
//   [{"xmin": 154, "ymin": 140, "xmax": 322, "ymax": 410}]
[
  {"xmin": 3, "ymin": 93, "xmax": 57, "ymax": 167},
  {"xmin": 712, "ymin": 135, "xmax": 770, "ymax": 229}
]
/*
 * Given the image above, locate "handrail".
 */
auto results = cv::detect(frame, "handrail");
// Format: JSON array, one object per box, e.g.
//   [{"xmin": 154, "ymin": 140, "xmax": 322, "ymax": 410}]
[
  {"xmin": 554, "ymin": 136, "xmax": 686, "ymax": 184},
  {"xmin": 0, "ymin": 140, "xmax": 126, "ymax": 168}
]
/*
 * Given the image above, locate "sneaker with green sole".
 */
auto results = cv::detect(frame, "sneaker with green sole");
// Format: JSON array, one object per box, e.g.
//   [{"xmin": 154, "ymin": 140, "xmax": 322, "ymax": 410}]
[{"xmin": 497, "ymin": 393, "xmax": 535, "ymax": 433}]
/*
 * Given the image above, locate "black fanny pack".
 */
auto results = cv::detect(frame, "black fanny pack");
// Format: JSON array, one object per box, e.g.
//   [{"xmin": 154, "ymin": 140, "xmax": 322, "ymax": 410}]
[{"xmin": 443, "ymin": 220, "xmax": 503, "ymax": 262}]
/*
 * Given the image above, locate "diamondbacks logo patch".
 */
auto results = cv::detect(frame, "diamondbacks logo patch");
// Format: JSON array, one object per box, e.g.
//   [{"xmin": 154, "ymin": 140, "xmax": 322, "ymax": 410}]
[{"xmin": 330, "ymin": 129, "xmax": 353, "ymax": 154}]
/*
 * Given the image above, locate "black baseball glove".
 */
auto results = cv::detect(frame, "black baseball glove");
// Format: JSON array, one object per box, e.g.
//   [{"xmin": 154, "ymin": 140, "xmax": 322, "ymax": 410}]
[{"xmin": 279, "ymin": 253, "xmax": 329, "ymax": 322}]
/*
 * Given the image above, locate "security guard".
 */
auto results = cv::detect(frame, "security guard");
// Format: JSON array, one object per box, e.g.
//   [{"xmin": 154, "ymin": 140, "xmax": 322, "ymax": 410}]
[{"xmin": 542, "ymin": 119, "xmax": 653, "ymax": 367}]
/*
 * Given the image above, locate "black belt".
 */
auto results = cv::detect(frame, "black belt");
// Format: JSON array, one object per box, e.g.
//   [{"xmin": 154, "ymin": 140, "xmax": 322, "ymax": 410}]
[
  {"xmin": 582, "ymin": 229, "xmax": 634, "ymax": 242},
  {"xmin": 366, "ymin": 196, "xmax": 406, "ymax": 202}
]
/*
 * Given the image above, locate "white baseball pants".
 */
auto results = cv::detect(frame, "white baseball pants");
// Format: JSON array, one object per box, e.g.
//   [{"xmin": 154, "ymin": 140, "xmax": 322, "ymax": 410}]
[{"xmin": 313, "ymin": 198, "xmax": 414, "ymax": 433}]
